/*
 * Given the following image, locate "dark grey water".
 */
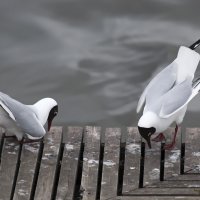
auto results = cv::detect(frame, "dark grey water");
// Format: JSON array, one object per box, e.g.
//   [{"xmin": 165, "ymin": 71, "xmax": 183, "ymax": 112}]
[{"xmin": 1, "ymin": 0, "xmax": 200, "ymax": 127}]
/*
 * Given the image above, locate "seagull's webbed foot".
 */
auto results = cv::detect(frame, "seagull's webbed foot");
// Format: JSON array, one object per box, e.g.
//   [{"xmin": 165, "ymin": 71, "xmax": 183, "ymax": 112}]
[
  {"xmin": 164, "ymin": 142, "xmax": 175, "ymax": 150},
  {"xmin": 152, "ymin": 133, "xmax": 166, "ymax": 142}
]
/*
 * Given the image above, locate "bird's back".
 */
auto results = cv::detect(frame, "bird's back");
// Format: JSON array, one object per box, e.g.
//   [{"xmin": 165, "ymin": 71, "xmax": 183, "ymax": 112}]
[
  {"xmin": 137, "ymin": 46, "xmax": 200, "ymax": 117},
  {"xmin": 0, "ymin": 92, "xmax": 46, "ymax": 138}
]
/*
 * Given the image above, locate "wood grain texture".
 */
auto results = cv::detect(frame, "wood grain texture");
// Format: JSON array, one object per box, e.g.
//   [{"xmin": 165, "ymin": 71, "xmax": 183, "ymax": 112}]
[
  {"xmin": 0, "ymin": 126, "xmax": 199, "ymax": 200},
  {"xmin": 13, "ymin": 142, "xmax": 40, "ymax": 200},
  {"xmin": 100, "ymin": 128, "xmax": 121, "ymax": 200},
  {"xmin": 56, "ymin": 126, "xmax": 82, "ymax": 200},
  {"xmin": 82, "ymin": 126, "xmax": 101, "ymax": 200},
  {"xmin": 34, "ymin": 127, "xmax": 62, "ymax": 200},
  {"xmin": 123, "ymin": 127, "xmax": 141, "ymax": 194},
  {"xmin": 185, "ymin": 128, "xmax": 200, "ymax": 174},
  {"xmin": 0, "ymin": 138, "xmax": 19, "ymax": 200},
  {"xmin": 116, "ymin": 196, "xmax": 200, "ymax": 200}
]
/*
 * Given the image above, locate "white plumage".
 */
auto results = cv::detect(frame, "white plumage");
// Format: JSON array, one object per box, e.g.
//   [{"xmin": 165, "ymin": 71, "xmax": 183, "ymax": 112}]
[
  {"xmin": 0, "ymin": 92, "xmax": 58, "ymax": 141},
  {"xmin": 137, "ymin": 46, "xmax": 200, "ymax": 149}
]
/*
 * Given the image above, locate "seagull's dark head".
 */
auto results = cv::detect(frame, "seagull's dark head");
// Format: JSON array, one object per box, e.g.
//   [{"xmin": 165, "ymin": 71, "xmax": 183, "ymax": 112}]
[
  {"xmin": 138, "ymin": 126, "xmax": 156, "ymax": 148},
  {"xmin": 48, "ymin": 105, "xmax": 58, "ymax": 131}
]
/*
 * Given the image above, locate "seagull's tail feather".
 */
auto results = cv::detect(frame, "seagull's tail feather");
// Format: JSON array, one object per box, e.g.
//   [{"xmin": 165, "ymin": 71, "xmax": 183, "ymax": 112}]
[{"xmin": 192, "ymin": 77, "xmax": 200, "ymax": 89}]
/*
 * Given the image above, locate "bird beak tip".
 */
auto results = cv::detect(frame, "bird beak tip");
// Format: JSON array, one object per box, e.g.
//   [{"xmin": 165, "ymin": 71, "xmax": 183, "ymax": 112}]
[
  {"xmin": 147, "ymin": 140, "xmax": 152, "ymax": 149},
  {"xmin": 48, "ymin": 121, "xmax": 52, "ymax": 132}
]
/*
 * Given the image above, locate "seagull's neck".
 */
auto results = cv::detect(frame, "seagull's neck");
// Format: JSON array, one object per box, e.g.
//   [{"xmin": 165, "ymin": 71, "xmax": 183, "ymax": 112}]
[
  {"xmin": 138, "ymin": 111, "xmax": 158, "ymax": 129},
  {"xmin": 138, "ymin": 111, "xmax": 175, "ymax": 133},
  {"xmin": 29, "ymin": 98, "xmax": 57, "ymax": 126}
]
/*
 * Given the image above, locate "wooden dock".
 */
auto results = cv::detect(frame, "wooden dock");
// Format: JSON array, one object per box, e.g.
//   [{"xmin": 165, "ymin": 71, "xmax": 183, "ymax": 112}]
[{"xmin": 0, "ymin": 126, "xmax": 200, "ymax": 200}]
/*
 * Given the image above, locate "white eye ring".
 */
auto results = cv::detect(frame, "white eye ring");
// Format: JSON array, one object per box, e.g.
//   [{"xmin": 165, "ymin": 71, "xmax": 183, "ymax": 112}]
[{"xmin": 148, "ymin": 133, "xmax": 151, "ymax": 137}]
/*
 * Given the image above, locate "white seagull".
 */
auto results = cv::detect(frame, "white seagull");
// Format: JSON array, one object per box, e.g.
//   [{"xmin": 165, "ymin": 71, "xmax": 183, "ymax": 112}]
[
  {"xmin": 0, "ymin": 91, "xmax": 58, "ymax": 142},
  {"xmin": 137, "ymin": 40, "xmax": 200, "ymax": 150}
]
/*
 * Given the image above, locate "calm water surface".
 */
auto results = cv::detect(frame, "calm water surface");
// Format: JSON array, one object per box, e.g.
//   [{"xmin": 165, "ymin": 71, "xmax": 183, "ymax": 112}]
[{"xmin": 1, "ymin": 0, "xmax": 200, "ymax": 127}]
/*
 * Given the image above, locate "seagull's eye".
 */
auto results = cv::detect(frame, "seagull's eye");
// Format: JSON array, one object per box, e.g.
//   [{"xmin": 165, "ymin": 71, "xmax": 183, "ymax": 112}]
[{"xmin": 54, "ymin": 111, "xmax": 58, "ymax": 116}]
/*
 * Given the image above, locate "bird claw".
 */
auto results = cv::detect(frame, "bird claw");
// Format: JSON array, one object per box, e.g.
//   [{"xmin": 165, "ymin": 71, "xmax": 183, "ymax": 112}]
[
  {"xmin": 152, "ymin": 133, "xmax": 165, "ymax": 142},
  {"xmin": 164, "ymin": 142, "xmax": 175, "ymax": 150}
]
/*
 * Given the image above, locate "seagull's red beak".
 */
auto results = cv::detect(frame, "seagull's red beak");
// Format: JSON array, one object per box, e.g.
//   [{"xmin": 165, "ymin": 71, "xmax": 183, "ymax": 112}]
[{"xmin": 48, "ymin": 119, "xmax": 52, "ymax": 131}]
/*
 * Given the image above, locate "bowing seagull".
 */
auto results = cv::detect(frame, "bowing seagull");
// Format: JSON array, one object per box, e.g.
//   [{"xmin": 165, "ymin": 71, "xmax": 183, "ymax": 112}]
[
  {"xmin": 137, "ymin": 39, "xmax": 200, "ymax": 150},
  {"xmin": 0, "ymin": 91, "xmax": 58, "ymax": 142}
]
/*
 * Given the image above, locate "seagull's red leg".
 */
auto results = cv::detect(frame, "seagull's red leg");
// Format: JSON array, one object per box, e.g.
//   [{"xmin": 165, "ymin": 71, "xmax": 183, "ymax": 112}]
[
  {"xmin": 164, "ymin": 125, "xmax": 178, "ymax": 150},
  {"xmin": 152, "ymin": 133, "xmax": 166, "ymax": 142}
]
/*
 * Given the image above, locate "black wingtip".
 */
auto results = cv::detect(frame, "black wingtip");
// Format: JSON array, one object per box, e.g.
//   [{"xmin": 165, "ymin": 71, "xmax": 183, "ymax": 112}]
[
  {"xmin": 192, "ymin": 77, "xmax": 200, "ymax": 89},
  {"xmin": 189, "ymin": 39, "xmax": 200, "ymax": 50}
]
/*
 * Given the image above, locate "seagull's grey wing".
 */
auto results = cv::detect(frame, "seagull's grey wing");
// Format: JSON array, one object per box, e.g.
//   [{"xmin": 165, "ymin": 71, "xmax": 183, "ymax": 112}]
[
  {"xmin": 159, "ymin": 78, "xmax": 192, "ymax": 118},
  {"xmin": 0, "ymin": 100, "xmax": 15, "ymax": 120},
  {"xmin": 14, "ymin": 110, "xmax": 46, "ymax": 137},
  {"xmin": 0, "ymin": 92, "xmax": 45, "ymax": 137},
  {"xmin": 137, "ymin": 61, "xmax": 177, "ymax": 113}
]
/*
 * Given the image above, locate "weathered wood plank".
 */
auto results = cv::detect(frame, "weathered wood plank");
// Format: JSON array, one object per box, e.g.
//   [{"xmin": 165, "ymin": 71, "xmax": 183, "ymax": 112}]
[
  {"xmin": 81, "ymin": 126, "xmax": 101, "ymax": 200},
  {"xmin": 147, "ymin": 180, "xmax": 200, "ymax": 188},
  {"xmin": 184, "ymin": 128, "xmax": 200, "ymax": 174},
  {"xmin": 123, "ymin": 127, "xmax": 141, "ymax": 194},
  {"xmin": 0, "ymin": 126, "xmax": 200, "ymax": 200},
  {"xmin": 0, "ymin": 138, "xmax": 19, "ymax": 199},
  {"xmin": 123, "ymin": 127, "xmax": 183, "ymax": 194},
  {"xmin": 51, "ymin": 136, "xmax": 65, "ymax": 200},
  {"xmin": 13, "ymin": 142, "xmax": 40, "ymax": 200},
  {"xmin": 163, "ymin": 127, "xmax": 181, "ymax": 180},
  {"xmin": 123, "ymin": 126, "xmax": 200, "ymax": 196},
  {"xmin": 117, "ymin": 196, "xmax": 200, "ymax": 200},
  {"xmin": 10, "ymin": 142, "xmax": 23, "ymax": 200},
  {"xmin": 117, "ymin": 127, "xmax": 127, "ymax": 195},
  {"xmin": 29, "ymin": 139, "xmax": 44, "ymax": 200},
  {"xmin": 100, "ymin": 128, "xmax": 120, "ymax": 199},
  {"xmin": 142, "ymin": 128, "xmax": 181, "ymax": 188},
  {"xmin": 145, "ymin": 128, "xmax": 181, "ymax": 186},
  {"xmin": 56, "ymin": 127, "xmax": 83, "ymax": 200},
  {"xmin": 34, "ymin": 127, "xmax": 62, "ymax": 200},
  {"xmin": 125, "ymin": 187, "xmax": 200, "ymax": 195},
  {"xmin": 146, "ymin": 127, "xmax": 200, "ymax": 188}
]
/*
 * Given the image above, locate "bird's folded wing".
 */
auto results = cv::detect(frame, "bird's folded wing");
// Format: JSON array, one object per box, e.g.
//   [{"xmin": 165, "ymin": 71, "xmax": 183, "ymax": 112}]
[
  {"xmin": 136, "ymin": 61, "xmax": 177, "ymax": 113},
  {"xmin": 0, "ymin": 102, "xmax": 15, "ymax": 120},
  {"xmin": 0, "ymin": 100, "xmax": 15, "ymax": 120},
  {"xmin": 0, "ymin": 92, "xmax": 45, "ymax": 137},
  {"xmin": 0, "ymin": 92, "xmax": 23, "ymax": 121},
  {"xmin": 159, "ymin": 78, "xmax": 192, "ymax": 118}
]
